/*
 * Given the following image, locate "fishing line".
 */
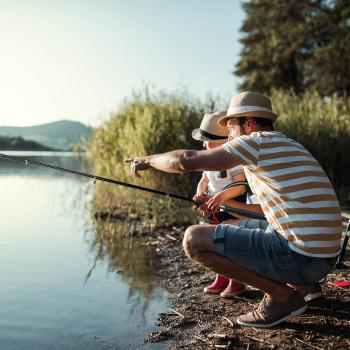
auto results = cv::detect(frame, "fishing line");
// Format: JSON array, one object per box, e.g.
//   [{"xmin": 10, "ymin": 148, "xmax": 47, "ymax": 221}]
[{"xmin": 0, "ymin": 152, "xmax": 265, "ymax": 220}]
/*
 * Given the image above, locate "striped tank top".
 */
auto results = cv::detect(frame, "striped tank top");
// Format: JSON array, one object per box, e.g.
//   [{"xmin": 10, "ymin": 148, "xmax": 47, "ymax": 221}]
[{"xmin": 222, "ymin": 131, "xmax": 342, "ymax": 258}]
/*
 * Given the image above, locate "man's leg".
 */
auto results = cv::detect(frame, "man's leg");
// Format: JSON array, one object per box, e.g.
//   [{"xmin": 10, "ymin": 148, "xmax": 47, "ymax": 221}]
[
  {"xmin": 183, "ymin": 224, "xmax": 294, "ymax": 301},
  {"xmin": 183, "ymin": 224, "xmax": 307, "ymax": 328},
  {"xmin": 204, "ymin": 218, "xmax": 246, "ymax": 297}
]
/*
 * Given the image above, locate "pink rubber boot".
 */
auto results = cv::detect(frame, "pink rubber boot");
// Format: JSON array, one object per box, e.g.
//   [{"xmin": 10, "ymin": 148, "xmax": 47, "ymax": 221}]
[
  {"xmin": 220, "ymin": 279, "xmax": 246, "ymax": 298},
  {"xmin": 203, "ymin": 274, "xmax": 229, "ymax": 294}
]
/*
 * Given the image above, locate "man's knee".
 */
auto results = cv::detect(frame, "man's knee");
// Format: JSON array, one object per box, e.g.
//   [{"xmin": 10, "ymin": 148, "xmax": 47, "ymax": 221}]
[
  {"xmin": 182, "ymin": 224, "xmax": 214, "ymax": 260},
  {"xmin": 183, "ymin": 225, "xmax": 199, "ymax": 259}
]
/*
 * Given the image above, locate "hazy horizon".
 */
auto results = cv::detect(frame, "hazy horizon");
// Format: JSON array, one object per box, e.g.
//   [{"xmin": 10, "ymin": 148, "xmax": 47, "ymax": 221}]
[
  {"xmin": 0, "ymin": 0, "xmax": 244, "ymax": 128},
  {"xmin": 0, "ymin": 118, "xmax": 88, "ymax": 128}
]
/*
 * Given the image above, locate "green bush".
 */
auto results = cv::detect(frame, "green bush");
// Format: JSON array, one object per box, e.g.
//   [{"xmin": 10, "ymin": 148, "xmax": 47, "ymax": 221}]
[
  {"xmin": 87, "ymin": 89, "xmax": 208, "ymax": 225},
  {"xmin": 273, "ymin": 90, "xmax": 350, "ymax": 198}
]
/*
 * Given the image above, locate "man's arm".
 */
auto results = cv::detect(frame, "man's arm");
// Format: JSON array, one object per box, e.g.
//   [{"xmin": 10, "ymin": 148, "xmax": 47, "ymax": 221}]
[
  {"xmin": 223, "ymin": 199, "xmax": 264, "ymax": 215},
  {"xmin": 126, "ymin": 147, "xmax": 241, "ymax": 177}
]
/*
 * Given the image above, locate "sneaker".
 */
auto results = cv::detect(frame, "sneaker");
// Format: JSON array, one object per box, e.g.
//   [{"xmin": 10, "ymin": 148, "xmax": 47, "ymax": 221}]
[
  {"xmin": 236, "ymin": 291, "xmax": 307, "ymax": 328},
  {"xmin": 220, "ymin": 279, "xmax": 246, "ymax": 298},
  {"xmin": 203, "ymin": 274, "xmax": 229, "ymax": 294},
  {"xmin": 293, "ymin": 283, "xmax": 323, "ymax": 302}
]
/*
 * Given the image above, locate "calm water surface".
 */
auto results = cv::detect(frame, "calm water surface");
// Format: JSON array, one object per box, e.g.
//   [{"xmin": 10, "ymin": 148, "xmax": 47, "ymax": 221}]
[{"xmin": 0, "ymin": 152, "xmax": 170, "ymax": 350}]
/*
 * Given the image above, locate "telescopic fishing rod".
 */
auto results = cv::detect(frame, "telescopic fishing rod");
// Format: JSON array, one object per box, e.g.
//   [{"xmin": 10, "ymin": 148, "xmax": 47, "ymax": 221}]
[{"xmin": 0, "ymin": 152, "xmax": 265, "ymax": 220}]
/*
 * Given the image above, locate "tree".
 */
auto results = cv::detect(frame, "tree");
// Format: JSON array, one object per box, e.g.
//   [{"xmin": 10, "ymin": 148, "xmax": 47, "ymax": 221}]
[
  {"xmin": 309, "ymin": 0, "xmax": 350, "ymax": 96},
  {"xmin": 235, "ymin": 0, "xmax": 350, "ymax": 96}
]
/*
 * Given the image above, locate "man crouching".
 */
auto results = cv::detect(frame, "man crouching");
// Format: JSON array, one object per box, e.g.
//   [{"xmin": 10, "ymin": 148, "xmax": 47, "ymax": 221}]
[{"xmin": 126, "ymin": 91, "xmax": 341, "ymax": 328}]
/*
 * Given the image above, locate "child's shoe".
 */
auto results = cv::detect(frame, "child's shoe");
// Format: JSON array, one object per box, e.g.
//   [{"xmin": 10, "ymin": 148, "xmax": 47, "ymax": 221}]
[
  {"xmin": 220, "ymin": 279, "xmax": 246, "ymax": 298},
  {"xmin": 203, "ymin": 274, "xmax": 229, "ymax": 294}
]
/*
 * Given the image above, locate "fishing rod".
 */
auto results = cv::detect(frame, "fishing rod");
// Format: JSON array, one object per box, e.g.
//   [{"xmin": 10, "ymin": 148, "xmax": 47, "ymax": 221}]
[
  {"xmin": 0, "ymin": 152, "xmax": 265, "ymax": 220},
  {"xmin": 0, "ymin": 152, "xmax": 191, "ymax": 202}
]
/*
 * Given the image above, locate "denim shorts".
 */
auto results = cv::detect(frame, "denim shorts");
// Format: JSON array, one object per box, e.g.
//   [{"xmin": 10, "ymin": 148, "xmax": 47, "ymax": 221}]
[{"xmin": 213, "ymin": 219, "xmax": 335, "ymax": 286}]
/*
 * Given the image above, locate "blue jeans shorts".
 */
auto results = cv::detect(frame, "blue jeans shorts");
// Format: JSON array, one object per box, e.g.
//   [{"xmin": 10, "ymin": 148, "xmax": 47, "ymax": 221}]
[{"xmin": 213, "ymin": 219, "xmax": 335, "ymax": 286}]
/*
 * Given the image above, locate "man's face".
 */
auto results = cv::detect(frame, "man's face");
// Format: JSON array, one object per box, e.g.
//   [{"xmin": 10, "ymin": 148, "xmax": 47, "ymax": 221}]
[{"xmin": 226, "ymin": 118, "xmax": 243, "ymax": 141}]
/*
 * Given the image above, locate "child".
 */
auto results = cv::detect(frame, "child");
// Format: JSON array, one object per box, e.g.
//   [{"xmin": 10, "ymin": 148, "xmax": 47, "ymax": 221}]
[{"xmin": 192, "ymin": 111, "xmax": 247, "ymax": 298}]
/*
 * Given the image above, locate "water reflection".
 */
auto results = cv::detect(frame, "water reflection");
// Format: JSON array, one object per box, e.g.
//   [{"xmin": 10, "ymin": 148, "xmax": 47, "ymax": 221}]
[
  {"xmin": 86, "ymin": 220, "xmax": 165, "ymax": 324},
  {"xmin": 0, "ymin": 151, "xmax": 169, "ymax": 350}
]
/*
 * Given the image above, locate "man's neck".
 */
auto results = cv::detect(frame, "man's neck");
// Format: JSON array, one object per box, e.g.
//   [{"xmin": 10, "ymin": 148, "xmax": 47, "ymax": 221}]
[{"xmin": 248, "ymin": 126, "xmax": 274, "ymax": 134}]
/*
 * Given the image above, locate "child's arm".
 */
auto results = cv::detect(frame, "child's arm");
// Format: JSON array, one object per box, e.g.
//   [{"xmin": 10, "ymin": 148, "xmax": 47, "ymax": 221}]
[
  {"xmin": 206, "ymin": 172, "xmax": 246, "ymax": 212},
  {"xmin": 207, "ymin": 186, "xmax": 244, "ymax": 212},
  {"xmin": 193, "ymin": 174, "xmax": 209, "ymax": 201}
]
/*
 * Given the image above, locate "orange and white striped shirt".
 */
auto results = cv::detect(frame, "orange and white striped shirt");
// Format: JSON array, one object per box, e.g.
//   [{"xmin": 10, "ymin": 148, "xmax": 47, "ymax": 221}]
[{"xmin": 222, "ymin": 131, "xmax": 342, "ymax": 258}]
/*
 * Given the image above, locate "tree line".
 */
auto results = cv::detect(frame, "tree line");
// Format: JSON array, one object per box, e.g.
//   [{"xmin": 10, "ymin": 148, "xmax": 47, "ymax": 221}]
[{"xmin": 235, "ymin": 0, "xmax": 350, "ymax": 97}]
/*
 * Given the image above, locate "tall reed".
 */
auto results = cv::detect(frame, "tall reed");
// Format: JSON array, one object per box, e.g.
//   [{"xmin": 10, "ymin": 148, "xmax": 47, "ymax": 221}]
[{"xmin": 87, "ymin": 89, "xmax": 208, "ymax": 226}]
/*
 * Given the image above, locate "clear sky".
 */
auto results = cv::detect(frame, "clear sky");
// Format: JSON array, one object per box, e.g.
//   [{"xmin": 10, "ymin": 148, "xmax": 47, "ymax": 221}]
[{"xmin": 0, "ymin": 0, "xmax": 245, "ymax": 127}]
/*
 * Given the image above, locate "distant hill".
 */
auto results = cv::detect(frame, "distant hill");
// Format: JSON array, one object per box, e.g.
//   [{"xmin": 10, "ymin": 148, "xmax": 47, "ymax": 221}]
[
  {"xmin": 0, "ymin": 136, "xmax": 55, "ymax": 151},
  {"xmin": 0, "ymin": 120, "xmax": 92, "ymax": 150}
]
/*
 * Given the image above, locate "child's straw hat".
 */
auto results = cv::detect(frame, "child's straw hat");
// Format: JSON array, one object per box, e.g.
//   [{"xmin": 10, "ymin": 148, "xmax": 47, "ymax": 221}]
[{"xmin": 192, "ymin": 111, "xmax": 228, "ymax": 143}]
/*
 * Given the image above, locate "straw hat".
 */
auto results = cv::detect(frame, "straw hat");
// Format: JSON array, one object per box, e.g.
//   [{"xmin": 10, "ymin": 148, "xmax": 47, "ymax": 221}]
[
  {"xmin": 192, "ymin": 111, "xmax": 228, "ymax": 143},
  {"xmin": 218, "ymin": 91, "xmax": 278, "ymax": 127}
]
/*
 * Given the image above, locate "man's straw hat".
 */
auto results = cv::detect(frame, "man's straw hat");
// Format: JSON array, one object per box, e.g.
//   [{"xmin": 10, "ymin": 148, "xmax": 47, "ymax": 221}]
[
  {"xmin": 192, "ymin": 111, "xmax": 228, "ymax": 143},
  {"xmin": 218, "ymin": 91, "xmax": 278, "ymax": 127}
]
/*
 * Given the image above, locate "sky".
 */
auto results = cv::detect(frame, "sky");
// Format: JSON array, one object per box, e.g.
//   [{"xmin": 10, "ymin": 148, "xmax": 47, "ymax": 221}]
[{"xmin": 0, "ymin": 0, "xmax": 245, "ymax": 127}]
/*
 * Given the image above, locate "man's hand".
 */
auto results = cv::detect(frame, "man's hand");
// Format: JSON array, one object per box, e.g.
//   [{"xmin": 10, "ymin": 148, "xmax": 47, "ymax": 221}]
[{"xmin": 125, "ymin": 157, "xmax": 151, "ymax": 178}]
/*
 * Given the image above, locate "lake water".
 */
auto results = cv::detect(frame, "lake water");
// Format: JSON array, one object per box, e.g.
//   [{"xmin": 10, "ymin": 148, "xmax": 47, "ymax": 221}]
[{"xmin": 0, "ymin": 152, "xmax": 169, "ymax": 350}]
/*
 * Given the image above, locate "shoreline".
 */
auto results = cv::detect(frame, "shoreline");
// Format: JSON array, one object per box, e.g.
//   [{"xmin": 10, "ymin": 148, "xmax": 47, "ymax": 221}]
[{"xmin": 140, "ymin": 224, "xmax": 350, "ymax": 349}]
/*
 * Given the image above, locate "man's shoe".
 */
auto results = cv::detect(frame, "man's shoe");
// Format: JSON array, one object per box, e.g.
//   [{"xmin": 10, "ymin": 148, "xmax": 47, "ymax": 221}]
[
  {"xmin": 203, "ymin": 274, "xmax": 229, "ymax": 294},
  {"xmin": 220, "ymin": 280, "xmax": 246, "ymax": 298},
  {"xmin": 293, "ymin": 283, "xmax": 323, "ymax": 302},
  {"xmin": 236, "ymin": 291, "xmax": 307, "ymax": 328}
]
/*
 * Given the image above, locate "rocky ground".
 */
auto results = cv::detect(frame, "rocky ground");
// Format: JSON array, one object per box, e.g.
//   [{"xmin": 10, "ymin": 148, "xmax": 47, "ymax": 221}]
[{"xmin": 141, "ymin": 224, "xmax": 350, "ymax": 350}]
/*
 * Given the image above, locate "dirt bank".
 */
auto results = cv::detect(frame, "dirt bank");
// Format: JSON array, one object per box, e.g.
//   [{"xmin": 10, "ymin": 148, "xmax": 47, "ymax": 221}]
[{"xmin": 142, "ymin": 225, "xmax": 350, "ymax": 350}]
